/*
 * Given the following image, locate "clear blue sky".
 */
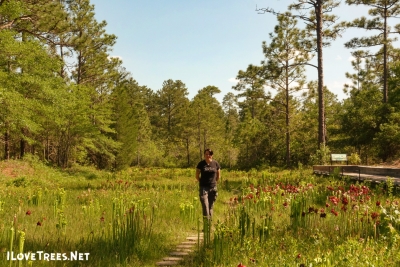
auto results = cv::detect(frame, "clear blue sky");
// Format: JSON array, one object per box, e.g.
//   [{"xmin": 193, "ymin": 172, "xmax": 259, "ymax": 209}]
[{"xmin": 90, "ymin": 0, "xmax": 373, "ymax": 102}]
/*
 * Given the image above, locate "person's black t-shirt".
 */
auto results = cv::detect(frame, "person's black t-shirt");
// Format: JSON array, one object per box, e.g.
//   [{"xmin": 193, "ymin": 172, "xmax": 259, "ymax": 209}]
[{"xmin": 196, "ymin": 160, "xmax": 220, "ymax": 187}]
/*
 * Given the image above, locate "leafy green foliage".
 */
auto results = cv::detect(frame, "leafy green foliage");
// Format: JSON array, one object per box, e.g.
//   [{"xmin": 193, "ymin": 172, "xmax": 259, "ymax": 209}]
[
  {"xmin": 309, "ymin": 143, "xmax": 331, "ymax": 165},
  {"xmin": 348, "ymin": 152, "xmax": 362, "ymax": 165},
  {"xmin": 190, "ymin": 85, "xmax": 225, "ymax": 162},
  {"xmin": 3, "ymin": 0, "xmax": 400, "ymax": 169},
  {"xmin": 345, "ymin": 0, "xmax": 400, "ymax": 103}
]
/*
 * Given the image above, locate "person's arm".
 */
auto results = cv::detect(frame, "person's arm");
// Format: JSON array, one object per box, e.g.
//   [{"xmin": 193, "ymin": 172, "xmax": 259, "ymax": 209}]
[
  {"xmin": 216, "ymin": 169, "xmax": 220, "ymax": 182},
  {"xmin": 196, "ymin": 168, "xmax": 200, "ymax": 182}
]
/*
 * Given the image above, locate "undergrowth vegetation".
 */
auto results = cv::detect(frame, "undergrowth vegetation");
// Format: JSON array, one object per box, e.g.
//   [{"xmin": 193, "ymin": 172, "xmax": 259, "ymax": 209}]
[{"xmin": 0, "ymin": 157, "xmax": 400, "ymax": 266}]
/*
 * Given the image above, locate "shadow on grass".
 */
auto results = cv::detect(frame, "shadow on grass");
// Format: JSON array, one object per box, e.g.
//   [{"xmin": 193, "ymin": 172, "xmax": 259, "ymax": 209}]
[{"xmin": 8, "ymin": 229, "xmax": 172, "ymax": 267}]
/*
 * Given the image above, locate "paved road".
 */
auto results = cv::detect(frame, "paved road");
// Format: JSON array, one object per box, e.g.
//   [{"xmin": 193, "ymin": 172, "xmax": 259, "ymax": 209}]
[
  {"xmin": 313, "ymin": 168, "xmax": 400, "ymax": 186},
  {"xmin": 341, "ymin": 172, "xmax": 400, "ymax": 185}
]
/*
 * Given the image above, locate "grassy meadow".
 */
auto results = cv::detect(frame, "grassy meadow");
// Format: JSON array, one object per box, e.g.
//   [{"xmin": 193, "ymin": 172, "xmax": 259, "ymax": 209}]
[{"xmin": 1, "ymin": 157, "xmax": 400, "ymax": 266}]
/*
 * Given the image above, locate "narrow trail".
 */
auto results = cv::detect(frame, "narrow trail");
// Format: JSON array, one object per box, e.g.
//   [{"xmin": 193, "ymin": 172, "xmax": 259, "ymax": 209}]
[{"xmin": 155, "ymin": 232, "xmax": 204, "ymax": 266}]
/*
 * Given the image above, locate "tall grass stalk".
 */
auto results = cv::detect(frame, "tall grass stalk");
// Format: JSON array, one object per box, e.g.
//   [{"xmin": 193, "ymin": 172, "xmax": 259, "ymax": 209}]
[
  {"xmin": 8, "ymin": 227, "xmax": 14, "ymax": 267},
  {"xmin": 18, "ymin": 231, "xmax": 25, "ymax": 267},
  {"xmin": 2, "ymin": 161, "xmax": 400, "ymax": 266}
]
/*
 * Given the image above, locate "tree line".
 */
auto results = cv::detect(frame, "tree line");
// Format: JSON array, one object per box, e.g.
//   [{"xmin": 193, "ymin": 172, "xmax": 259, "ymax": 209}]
[{"xmin": 1, "ymin": 0, "xmax": 400, "ymax": 170}]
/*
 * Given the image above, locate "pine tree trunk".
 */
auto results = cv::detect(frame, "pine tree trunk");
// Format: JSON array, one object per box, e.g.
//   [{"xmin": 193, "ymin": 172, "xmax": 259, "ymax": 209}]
[
  {"xmin": 285, "ymin": 62, "xmax": 291, "ymax": 167},
  {"xmin": 4, "ymin": 131, "xmax": 10, "ymax": 160},
  {"xmin": 186, "ymin": 136, "xmax": 190, "ymax": 167},
  {"xmin": 383, "ymin": 10, "xmax": 388, "ymax": 103},
  {"xmin": 316, "ymin": 1, "xmax": 326, "ymax": 148}
]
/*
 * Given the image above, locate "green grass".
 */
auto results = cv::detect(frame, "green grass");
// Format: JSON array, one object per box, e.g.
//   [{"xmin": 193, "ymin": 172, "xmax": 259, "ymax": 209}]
[{"xmin": 1, "ymin": 157, "xmax": 400, "ymax": 266}]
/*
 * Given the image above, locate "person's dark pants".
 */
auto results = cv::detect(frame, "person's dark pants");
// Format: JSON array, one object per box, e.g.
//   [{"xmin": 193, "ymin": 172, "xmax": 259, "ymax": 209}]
[{"xmin": 199, "ymin": 186, "xmax": 218, "ymax": 219}]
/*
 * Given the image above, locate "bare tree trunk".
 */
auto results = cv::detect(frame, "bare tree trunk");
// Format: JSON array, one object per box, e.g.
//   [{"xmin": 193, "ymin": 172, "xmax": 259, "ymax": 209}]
[
  {"xmin": 186, "ymin": 136, "xmax": 190, "ymax": 167},
  {"xmin": 58, "ymin": 132, "xmax": 69, "ymax": 168},
  {"xmin": 20, "ymin": 128, "xmax": 26, "ymax": 158},
  {"xmin": 137, "ymin": 148, "xmax": 140, "ymax": 166},
  {"xmin": 383, "ymin": 10, "xmax": 388, "ymax": 103},
  {"xmin": 316, "ymin": 1, "xmax": 326, "ymax": 148},
  {"xmin": 228, "ymin": 149, "xmax": 231, "ymax": 169},
  {"xmin": 46, "ymin": 136, "xmax": 50, "ymax": 161},
  {"xmin": 203, "ymin": 129, "xmax": 207, "ymax": 151},
  {"xmin": 198, "ymin": 111, "xmax": 202, "ymax": 161},
  {"xmin": 285, "ymin": 63, "xmax": 291, "ymax": 167},
  {"xmin": 136, "ymin": 136, "xmax": 140, "ymax": 166},
  {"xmin": 4, "ymin": 131, "xmax": 10, "ymax": 160},
  {"xmin": 20, "ymin": 138, "xmax": 25, "ymax": 158},
  {"xmin": 286, "ymin": 103, "xmax": 290, "ymax": 167}
]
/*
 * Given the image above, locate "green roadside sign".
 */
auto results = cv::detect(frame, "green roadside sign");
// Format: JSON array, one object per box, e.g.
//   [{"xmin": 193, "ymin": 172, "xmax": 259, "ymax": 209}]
[{"xmin": 331, "ymin": 154, "xmax": 347, "ymax": 161}]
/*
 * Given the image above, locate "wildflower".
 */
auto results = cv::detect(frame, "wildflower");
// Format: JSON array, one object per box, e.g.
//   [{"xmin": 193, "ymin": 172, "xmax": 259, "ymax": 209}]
[
  {"xmin": 37, "ymin": 221, "xmax": 42, "ymax": 226},
  {"xmin": 100, "ymin": 216, "xmax": 105, "ymax": 222},
  {"xmin": 26, "ymin": 210, "xmax": 31, "ymax": 215},
  {"xmin": 330, "ymin": 209, "xmax": 338, "ymax": 216},
  {"xmin": 283, "ymin": 202, "xmax": 288, "ymax": 207},
  {"xmin": 329, "ymin": 196, "xmax": 339, "ymax": 205},
  {"xmin": 297, "ymin": 254, "xmax": 301, "ymax": 259},
  {"xmin": 371, "ymin": 212, "xmax": 379, "ymax": 220},
  {"xmin": 237, "ymin": 263, "xmax": 246, "ymax": 267},
  {"xmin": 320, "ymin": 213, "xmax": 327, "ymax": 218},
  {"xmin": 325, "ymin": 203, "xmax": 330, "ymax": 207},
  {"xmin": 376, "ymin": 201, "xmax": 381, "ymax": 207},
  {"xmin": 341, "ymin": 197, "xmax": 348, "ymax": 205},
  {"xmin": 249, "ymin": 258, "xmax": 256, "ymax": 263}
]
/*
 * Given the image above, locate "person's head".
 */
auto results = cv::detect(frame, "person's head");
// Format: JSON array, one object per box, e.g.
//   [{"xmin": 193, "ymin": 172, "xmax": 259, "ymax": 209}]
[{"xmin": 204, "ymin": 148, "xmax": 213, "ymax": 159}]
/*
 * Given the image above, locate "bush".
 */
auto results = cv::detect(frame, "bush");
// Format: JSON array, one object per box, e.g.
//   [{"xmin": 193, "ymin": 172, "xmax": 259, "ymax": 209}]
[
  {"xmin": 348, "ymin": 153, "xmax": 361, "ymax": 165},
  {"xmin": 309, "ymin": 144, "xmax": 331, "ymax": 165}
]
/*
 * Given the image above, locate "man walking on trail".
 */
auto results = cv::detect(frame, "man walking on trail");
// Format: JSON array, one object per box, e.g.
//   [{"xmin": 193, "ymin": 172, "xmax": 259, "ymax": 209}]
[{"xmin": 196, "ymin": 148, "xmax": 220, "ymax": 220}]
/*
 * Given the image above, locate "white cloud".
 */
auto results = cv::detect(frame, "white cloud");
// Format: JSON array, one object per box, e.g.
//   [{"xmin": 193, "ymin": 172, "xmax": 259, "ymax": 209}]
[
  {"xmin": 327, "ymin": 81, "xmax": 344, "ymax": 90},
  {"xmin": 336, "ymin": 55, "xmax": 342, "ymax": 60},
  {"xmin": 326, "ymin": 80, "xmax": 352, "ymax": 100},
  {"xmin": 108, "ymin": 55, "xmax": 123, "ymax": 61},
  {"xmin": 228, "ymin": 77, "xmax": 239, "ymax": 84},
  {"xmin": 347, "ymin": 56, "xmax": 366, "ymax": 63}
]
